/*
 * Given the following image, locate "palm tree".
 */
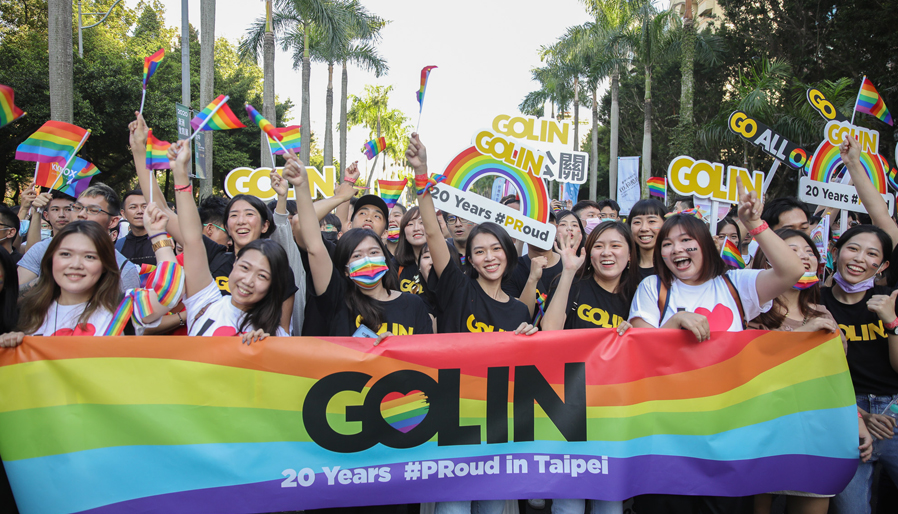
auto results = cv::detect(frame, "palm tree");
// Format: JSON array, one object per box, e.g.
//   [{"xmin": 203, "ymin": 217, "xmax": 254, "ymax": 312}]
[
  {"xmin": 241, "ymin": 0, "xmax": 350, "ymax": 162},
  {"xmin": 347, "ymin": 85, "xmax": 411, "ymax": 183}
]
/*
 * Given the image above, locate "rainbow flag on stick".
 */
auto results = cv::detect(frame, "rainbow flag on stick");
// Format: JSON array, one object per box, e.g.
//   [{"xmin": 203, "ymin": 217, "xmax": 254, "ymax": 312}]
[
  {"xmin": 15, "ymin": 121, "xmax": 90, "ymax": 166},
  {"xmin": 720, "ymin": 237, "xmax": 745, "ymax": 269},
  {"xmin": 0, "ymin": 84, "xmax": 25, "ymax": 128},
  {"xmin": 377, "ymin": 179, "xmax": 408, "ymax": 209},
  {"xmin": 416, "ymin": 65, "xmax": 437, "ymax": 132},
  {"xmin": 362, "ymin": 137, "xmax": 387, "ymax": 160},
  {"xmin": 190, "ymin": 95, "xmax": 245, "ymax": 139},
  {"xmin": 647, "ymin": 176, "xmax": 666, "ymax": 200},
  {"xmin": 146, "ymin": 129, "xmax": 172, "ymax": 170},
  {"xmin": 35, "ymin": 157, "xmax": 100, "ymax": 199},
  {"xmin": 139, "ymin": 49, "xmax": 165, "ymax": 115},
  {"xmin": 853, "ymin": 76, "xmax": 892, "ymax": 126},
  {"xmin": 246, "ymin": 103, "xmax": 290, "ymax": 154},
  {"xmin": 268, "ymin": 126, "xmax": 301, "ymax": 156}
]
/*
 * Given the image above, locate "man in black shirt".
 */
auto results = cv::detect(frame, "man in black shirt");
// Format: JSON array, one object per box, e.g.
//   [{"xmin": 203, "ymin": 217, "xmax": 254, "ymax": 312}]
[
  {"xmin": 0, "ymin": 206, "xmax": 22, "ymax": 264},
  {"xmin": 116, "ymin": 189, "xmax": 156, "ymax": 266}
]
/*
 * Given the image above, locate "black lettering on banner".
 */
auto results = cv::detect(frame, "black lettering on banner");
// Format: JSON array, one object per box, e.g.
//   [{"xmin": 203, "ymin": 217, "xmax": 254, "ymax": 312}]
[
  {"xmin": 486, "ymin": 366, "xmax": 510, "ymax": 444},
  {"xmin": 513, "ymin": 363, "xmax": 586, "ymax": 442}
]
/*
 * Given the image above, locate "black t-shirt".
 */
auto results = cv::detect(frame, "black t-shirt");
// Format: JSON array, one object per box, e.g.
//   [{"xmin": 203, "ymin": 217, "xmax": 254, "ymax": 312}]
[
  {"xmin": 120, "ymin": 232, "xmax": 156, "ymax": 267},
  {"xmin": 315, "ymin": 266, "xmax": 433, "ymax": 336},
  {"xmin": 502, "ymin": 254, "xmax": 563, "ymax": 322},
  {"xmin": 398, "ymin": 262, "xmax": 425, "ymax": 295},
  {"xmin": 546, "ymin": 276, "xmax": 630, "ymax": 330},
  {"xmin": 1, "ymin": 246, "xmax": 22, "ymax": 265},
  {"xmin": 431, "ymin": 259, "xmax": 531, "ymax": 333},
  {"xmin": 888, "ymin": 243, "xmax": 898, "ymax": 287},
  {"xmin": 638, "ymin": 266, "xmax": 656, "ymax": 280},
  {"xmin": 822, "ymin": 285, "xmax": 898, "ymax": 395}
]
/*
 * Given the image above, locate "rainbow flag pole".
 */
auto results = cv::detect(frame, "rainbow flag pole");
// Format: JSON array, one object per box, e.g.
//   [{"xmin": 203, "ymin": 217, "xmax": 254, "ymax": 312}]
[
  {"xmin": 851, "ymin": 77, "xmax": 864, "ymax": 125},
  {"xmin": 189, "ymin": 96, "xmax": 228, "ymax": 140},
  {"xmin": 48, "ymin": 129, "xmax": 92, "ymax": 191}
]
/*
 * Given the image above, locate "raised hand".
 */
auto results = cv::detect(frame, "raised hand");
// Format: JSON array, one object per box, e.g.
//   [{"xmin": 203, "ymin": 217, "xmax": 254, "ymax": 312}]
[
  {"xmin": 20, "ymin": 184, "xmax": 36, "ymax": 210},
  {"xmin": 867, "ymin": 289, "xmax": 898, "ymax": 323},
  {"xmin": 168, "ymin": 140, "xmax": 191, "ymax": 177},
  {"xmin": 281, "ymin": 151, "xmax": 308, "ymax": 189},
  {"xmin": 344, "ymin": 161, "xmax": 360, "ymax": 184},
  {"xmin": 528, "ymin": 255, "xmax": 548, "ymax": 282},
  {"xmin": 128, "ymin": 112, "xmax": 149, "ymax": 150},
  {"xmin": 270, "ymin": 169, "xmax": 289, "ymax": 198},
  {"xmin": 736, "ymin": 180, "xmax": 762, "ymax": 229},
  {"xmin": 144, "ymin": 202, "xmax": 169, "ymax": 234},
  {"xmin": 31, "ymin": 192, "xmax": 52, "ymax": 211},
  {"xmin": 555, "ymin": 231, "xmax": 585, "ymax": 272},
  {"xmin": 839, "ymin": 132, "xmax": 862, "ymax": 167}
]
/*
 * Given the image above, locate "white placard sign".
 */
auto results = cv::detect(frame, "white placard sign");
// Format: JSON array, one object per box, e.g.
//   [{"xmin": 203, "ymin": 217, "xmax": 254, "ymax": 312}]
[
  {"xmin": 798, "ymin": 176, "xmax": 894, "ymax": 215},
  {"xmin": 617, "ymin": 156, "xmax": 640, "ymax": 215},
  {"xmin": 430, "ymin": 182, "xmax": 556, "ymax": 249}
]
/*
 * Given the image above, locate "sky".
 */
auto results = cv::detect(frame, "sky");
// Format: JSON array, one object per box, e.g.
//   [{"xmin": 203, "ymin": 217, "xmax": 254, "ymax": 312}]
[{"xmin": 128, "ymin": 0, "xmax": 595, "ymax": 180}]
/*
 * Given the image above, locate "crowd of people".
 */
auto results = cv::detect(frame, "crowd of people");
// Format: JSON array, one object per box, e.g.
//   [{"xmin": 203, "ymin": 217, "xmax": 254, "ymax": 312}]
[{"xmin": 0, "ymin": 113, "xmax": 894, "ymax": 514}]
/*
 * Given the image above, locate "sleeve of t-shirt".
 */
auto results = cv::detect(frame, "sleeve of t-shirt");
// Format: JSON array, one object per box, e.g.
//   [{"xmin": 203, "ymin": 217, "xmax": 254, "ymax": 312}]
[
  {"xmin": 119, "ymin": 259, "xmax": 140, "ymax": 292},
  {"xmin": 729, "ymin": 269, "xmax": 772, "ymax": 322},
  {"xmin": 628, "ymin": 275, "xmax": 661, "ymax": 327},
  {"xmin": 502, "ymin": 259, "xmax": 529, "ymax": 298},
  {"xmin": 18, "ymin": 239, "xmax": 48, "ymax": 275},
  {"xmin": 183, "ymin": 280, "xmax": 224, "ymax": 323},
  {"xmin": 314, "ymin": 265, "xmax": 346, "ymax": 313},
  {"xmin": 202, "ymin": 235, "xmax": 227, "ymax": 261},
  {"xmin": 430, "ymin": 259, "xmax": 468, "ymax": 313}
]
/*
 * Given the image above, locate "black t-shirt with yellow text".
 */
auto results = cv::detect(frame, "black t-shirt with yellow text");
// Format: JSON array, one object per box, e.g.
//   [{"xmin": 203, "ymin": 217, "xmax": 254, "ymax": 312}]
[{"xmin": 546, "ymin": 276, "xmax": 630, "ymax": 330}]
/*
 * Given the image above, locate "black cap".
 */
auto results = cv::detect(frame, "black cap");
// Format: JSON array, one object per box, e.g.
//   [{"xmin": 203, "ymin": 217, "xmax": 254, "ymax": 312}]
[{"xmin": 352, "ymin": 194, "xmax": 389, "ymax": 222}]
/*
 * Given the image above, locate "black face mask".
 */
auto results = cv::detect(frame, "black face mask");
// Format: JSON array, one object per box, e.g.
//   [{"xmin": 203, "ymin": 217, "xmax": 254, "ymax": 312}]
[{"xmin": 322, "ymin": 231, "xmax": 339, "ymax": 243}]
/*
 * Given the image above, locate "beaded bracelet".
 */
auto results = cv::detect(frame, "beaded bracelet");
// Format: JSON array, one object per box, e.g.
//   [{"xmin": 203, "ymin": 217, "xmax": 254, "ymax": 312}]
[{"xmin": 148, "ymin": 232, "xmax": 170, "ymax": 241}]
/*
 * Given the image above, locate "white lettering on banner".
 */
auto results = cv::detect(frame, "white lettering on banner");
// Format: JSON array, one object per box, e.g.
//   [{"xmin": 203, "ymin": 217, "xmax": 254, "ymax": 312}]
[
  {"xmin": 798, "ymin": 176, "xmax": 894, "ymax": 215},
  {"xmin": 431, "ymin": 183, "xmax": 557, "ymax": 250},
  {"xmin": 50, "ymin": 162, "xmax": 79, "ymax": 178},
  {"xmin": 473, "ymin": 129, "xmax": 546, "ymax": 179},
  {"xmin": 224, "ymin": 166, "xmax": 336, "ymax": 200},
  {"xmin": 666, "ymin": 155, "xmax": 764, "ymax": 204}
]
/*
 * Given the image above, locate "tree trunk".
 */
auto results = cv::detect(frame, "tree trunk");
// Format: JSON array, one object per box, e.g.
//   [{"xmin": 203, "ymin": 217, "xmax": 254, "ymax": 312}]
[
  {"xmin": 262, "ymin": 18, "xmax": 275, "ymax": 169},
  {"xmin": 674, "ymin": 11, "xmax": 696, "ymax": 157},
  {"xmin": 608, "ymin": 67, "xmax": 620, "ymax": 201},
  {"xmin": 590, "ymin": 88, "xmax": 598, "ymax": 204},
  {"xmin": 323, "ymin": 63, "xmax": 334, "ymax": 168},
  {"xmin": 48, "ymin": 0, "xmax": 73, "ymax": 123},
  {"xmin": 573, "ymin": 76, "xmax": 580, "ymax": 151},
  {"xmin": 641, "ymin": 64, "xmax": 652, "ymax": 196},
  {"xmin": 339, "ymin": 62, "xmax": 348, "ymax": 175},
  {"xmin": 199, "ymin": 0, "xmax": 215, "ymax": 200},
  {"xmin": 301, "ymin": 24, "xmax": 311, "ymax": 163}
]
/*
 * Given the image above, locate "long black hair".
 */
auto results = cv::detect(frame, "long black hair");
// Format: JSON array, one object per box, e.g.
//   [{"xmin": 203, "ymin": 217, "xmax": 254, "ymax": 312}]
[
  {"xmin": 226, "ymin": 194, "xmax": 275, "ymax": 239},
  {"xmin": 465, "ymin": 222, "xmax": 518, "ymax": 281},
  {"xmin": 333, "ymin": 228, "xmax": 401, "ymax": 332},
  {"xmin": 233, "ymin": 239, "xmax": 288, "ymax": 335},
  {"xmin": 577, "ymin": 220, "xmax": 640, "ymax": 304},
  {"xmin": 0, "ymin": 249, "xmax": 18, "ymax": 333},
  {"xmin": 395, "ymin": 206, "xmax": 423, "ymax": 267}
]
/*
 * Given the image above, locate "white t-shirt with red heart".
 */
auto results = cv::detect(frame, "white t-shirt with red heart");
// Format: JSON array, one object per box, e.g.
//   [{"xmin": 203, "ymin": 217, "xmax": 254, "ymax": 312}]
[
  {"xmin": 629, "ymin": 270, "xmax": 771, "ymax": 332},
  {"xmin": 183, "ymin": 280, "xmax": 289, "ymax": 337},
  {"xmin": 34, "ymin": 299, "xmax": 159, "ymax": 336}
]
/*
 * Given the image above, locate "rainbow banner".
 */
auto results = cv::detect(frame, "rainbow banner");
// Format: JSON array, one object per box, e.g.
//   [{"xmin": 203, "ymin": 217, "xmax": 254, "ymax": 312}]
[
  {"xmin": 647, "ymin": 177, "xmax": 665, "ymax": 199},
  {"xmin": 363, "ymin": 137, "xmax": 387, "ymax": 160},
  {"xmin": 146, "ymin": 129, "xmax": 172, "ymax": 170},
  {"xmin": 855, "ymin": 77, "xmax": 892, "ymax": 126},
  {"xmin": 0, "ymin": 330, "xmax": 857, "ymax": 513},
  {"xmin": 377, "ymin": 179, "xmax": 407, "ymax": 209},
  {"xmin": 15, "ymin": 120, "xmax": 89, "ymax": 165},
  {"xmin": 0, "ymin": 84, "xmax": 25, "ymax": 128},
  {"xmin": 268, "ymin": 125, "xmax": 301, "ymax": 155}
]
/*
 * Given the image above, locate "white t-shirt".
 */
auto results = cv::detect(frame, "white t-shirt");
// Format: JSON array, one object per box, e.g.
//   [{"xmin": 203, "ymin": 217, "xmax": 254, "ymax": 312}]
[
  {"xmin": 33, "ymin": 299, "xmax": 158, "ymax": 336},
  {"xmin": 629, "ymin": 270, "xmax": 771, "ymax": 332},
  {"xmin": 183, "ymin": 281, "xmax": 288, "ymax": 337}
]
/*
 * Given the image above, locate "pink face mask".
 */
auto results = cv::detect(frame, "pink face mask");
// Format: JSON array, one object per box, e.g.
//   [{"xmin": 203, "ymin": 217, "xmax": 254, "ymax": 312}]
[{"xmin": 584, "ymin": 218, "xmax": 602, "ymax": 235}]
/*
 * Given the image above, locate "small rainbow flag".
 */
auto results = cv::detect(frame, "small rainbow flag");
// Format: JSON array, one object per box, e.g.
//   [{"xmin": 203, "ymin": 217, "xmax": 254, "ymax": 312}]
[
  {"xmin": 362, "ymin": 137, "xmax": 387, "ymax": 160},
  {"xmin": 416, "ymin": 65, "xmax": 438, "ymax": 112},
  {"xmin": 0, "ymin": 84, "xmax": 25, "ymax": 128},
  {"xmin": 191, "ymin": 95, "xmax": 246, "ymax": 132},
  {"xmin": 647, "ymin": 177, "xmax": 666, "ymax": 199},
  {"xmin": 268, "ymin": 125, "xmax": 301, "ymax": 155},
  {"xmin": 146, "ymin": 129, "xmax": 171, "ymax": 170},
  {"xmin": 245, "ymin": 104, "xmax": 280, "ymax": 140},
  {"xmin": 143, "ymin": 49, "xmax": 165, "ymax": 89},
  {"xmin": 15, "ymin": 120, "xmax": 89, "ymax": 165},
  {"xmin": 378, "ymin": 179, "xmax": 407, "ymax": 209},
  {"xmin": 855, "ymin": 77, "xmax": 892, "ymax": 126},
  {"xmin": 103, "ymin": 288, "xmax": 154, "ymax": 336},
  {"xmin": 720, "ymin": 238, "xmax": 745, "ymax": 269},
  {"xmin": 35, "ymin": 157, "xmax": 100, "ymax": 198}
]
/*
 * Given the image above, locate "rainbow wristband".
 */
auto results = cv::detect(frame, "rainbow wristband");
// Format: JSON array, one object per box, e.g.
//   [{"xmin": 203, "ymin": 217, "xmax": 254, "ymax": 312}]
[{"xmin": 415, "ymin": 174, "xmax": 446, "ymax": 195}]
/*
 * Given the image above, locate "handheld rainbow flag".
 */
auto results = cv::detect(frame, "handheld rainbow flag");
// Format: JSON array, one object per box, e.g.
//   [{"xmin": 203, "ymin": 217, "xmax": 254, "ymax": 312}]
[
  {"xmin": 146, "ymin": 129, "xmax": 172, "ymax": 170},
  {"xmin": 35, "ymin": 157, "xmax": 100, "ymax": 198},
  {"xmin": 139, "ymin": 49, "xmax": 165, "ymax": 115},
  {"xmin": 362, "ymin": 137, "xmax": 387, "ymax": 160},
  {"xmin": 15, "ymin": 121, "xmax": 90, "ymax": 166},
  {"xmin": 268, "ymin": 126, "xmax": 301, "ymax": 156},
  {"xmin": 416, "ymin": 65, "xmax": 437, "ymax": 131},
  {"xmin": 0, "ymin": 84, "xmax": 25, "ymax": 128},
  {"xmin": 647, "ymin": 177, "xmax": 666, "ymax": 200},
  {"xmin": 190, "ymin": 95, "xmax": 245, "ymax": 139},
  {"xmin": 377, "ymin": 179, "xmax": 408, "ymax": 209},
  {"xmin": 720, "ymin": 237, "xmax": 745, "ymax": 269},
  {"xmin": 104, "ymin": 288, "xmax": 154, "ymax": 336},
  {"xmin": 853, "ymin": 76, "xmax": 892, "ymax": 126},
  {"xmin": 246, "ymin": 103, "xmax": 290, "ymax": 154}
]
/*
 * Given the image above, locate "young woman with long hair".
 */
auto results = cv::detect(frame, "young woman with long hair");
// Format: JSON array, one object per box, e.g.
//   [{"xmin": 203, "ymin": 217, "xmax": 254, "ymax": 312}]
[
  {"xmin": 285, "ymin": 154, "xmax": 432, "ymax": 341},
  {"xmin": 627, "ymin": 199, "xmax": 667, "ymax": 279},
  {"xmin": 167, "ymin": 141, "xmax": 289, "ymax": 343},
  {"xmin": 394, "ymin": 207, "xmax": 428, "ymax": 295}
]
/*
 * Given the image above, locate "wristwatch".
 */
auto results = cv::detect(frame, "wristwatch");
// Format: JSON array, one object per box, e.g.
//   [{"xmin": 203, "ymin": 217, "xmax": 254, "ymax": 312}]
[{"xmin": 152, "ymin": 238, "xmax": 174, "ymax": 252}]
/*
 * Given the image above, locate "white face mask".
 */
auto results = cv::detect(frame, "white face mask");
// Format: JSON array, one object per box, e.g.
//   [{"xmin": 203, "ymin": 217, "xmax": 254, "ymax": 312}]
[{"xmin": 41, "ymin": 229, "xmax": 52, "ymax": 240}]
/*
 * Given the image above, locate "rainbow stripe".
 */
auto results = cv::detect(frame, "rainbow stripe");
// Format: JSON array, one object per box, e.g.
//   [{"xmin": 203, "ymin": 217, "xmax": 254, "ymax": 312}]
[
  {"xmin": 442, "ymin": 146, "xmax": 550, "ymax": 223},
  {"xmin": 720, "ymin": 238, "xmax": 745, "ymax": 269},
  {"xmin": 347, "ymin": 258, "xmax": 389, "ymax": 289},
  {"xmin": 808, "ymin": 140, "xmax": 886, "ymax": 194},
  {"xmin": 138, "ymin": 264, "xmax": 156, "ymax": 288},
  {"xmin": 0, "ymin": 84, "xmax": 24, "ymax": 128},
  {"xmin": 269, "ymin": 125, "xmax": 301, "ymax": 155},
  {"xmin": 142, "ymin": 49, "xmax": 165, "ymax": 89},
  {"xmin": 386, "ymin": 227, "xmax": 400, "ymax": 243},
  {"xmin": 15, "ymin": 120, "xmax": 89, "ymax": 165},
  {"xmin": 381, "ymin": 391, "xmax": 429, "ymax": 433},
  {"xmin": 377, "ymin": 179, "xmax": 407, "ymax": 209},
  {"xmin": 362, "ymin": 137, "xmax": 387, "ymax": 160},
  {"xmin": 145, "ymin": 129, "xmax": 171, "ymax": 170},
  {"xmin": 856, "ymin": 77, "xmax": 892, "ymax": 126},
  {"xmin": 794, "ymin": 271, "xmax": 820, "ymax": 290},
  {"xmin": 245, "ymin": 103, "xmax": 280, "ymax": 140},
  {"xmin": 416, "ymin": 65, "xmax": 438, "ymax": 112},
  {"xmin": 150, "ymin": 261, "xmax": 185, "ymax": 308},
  {"xmin": 0, "ymin": 330, "xmax": 857, "ymax": 513},
  {"xmin": 647, "ymin": 177, "xmax": 665, "ymax": 199},
  {"xmin": 103, "ymin": 289, "xmax": 154, "ymax": 336},
  {"xmin": 34, "ymin": 157, "xmax": 100, "ymax": 198},
  {"xmin": 887, "ymin": 163, "xmax": 898, "ymax": 192},
  {"xmin": 191, "ymin": 95, "xmax": 246, "ymax": 132}
]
